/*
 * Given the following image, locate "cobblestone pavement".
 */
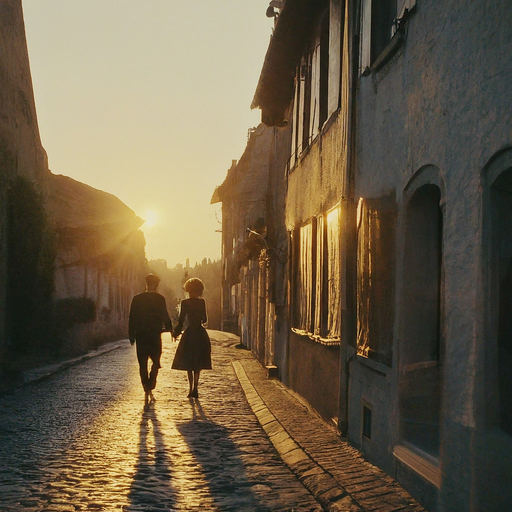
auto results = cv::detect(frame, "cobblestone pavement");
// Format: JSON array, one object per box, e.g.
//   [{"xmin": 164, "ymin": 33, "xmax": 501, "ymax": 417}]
[
  {"xmin": 234, "ymin": 360, "xmax": 425, "ymax": 512},
  {"xmin": 0, "ymin": 331, "xmax": 425, "ymax": 512},
  {"xmin": 0, "ymin": 332, "xmax": 323, "ymax": 512}
]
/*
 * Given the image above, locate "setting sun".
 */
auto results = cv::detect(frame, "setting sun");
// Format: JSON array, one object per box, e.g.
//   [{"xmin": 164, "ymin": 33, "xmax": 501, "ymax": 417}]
[{"xmin": 144, "ymin": 210, "xmax": 158, "ymax": 228}]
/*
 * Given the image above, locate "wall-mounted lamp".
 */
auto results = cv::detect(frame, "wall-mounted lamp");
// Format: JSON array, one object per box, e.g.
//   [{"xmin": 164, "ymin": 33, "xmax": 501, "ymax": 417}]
[{"xmin": 246, "ymin": 227, "xmax": 287, "ymax": 263}]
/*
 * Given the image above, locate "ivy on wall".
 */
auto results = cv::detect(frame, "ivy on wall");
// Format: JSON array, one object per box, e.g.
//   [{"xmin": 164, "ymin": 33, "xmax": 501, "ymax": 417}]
[
  {"xmin": 6, "ymin": 175, "xmax": 56, "ymax": 352},
  {"xmin": 53, "ymin": 297, "xmax": 96, "ymax": 331}
]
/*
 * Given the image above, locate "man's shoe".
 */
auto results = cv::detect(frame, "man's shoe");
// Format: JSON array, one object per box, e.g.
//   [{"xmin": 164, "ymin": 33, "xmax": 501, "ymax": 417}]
[{"xmin": 190, "ymin": 389, "xmax": 198, "ymax": 398}]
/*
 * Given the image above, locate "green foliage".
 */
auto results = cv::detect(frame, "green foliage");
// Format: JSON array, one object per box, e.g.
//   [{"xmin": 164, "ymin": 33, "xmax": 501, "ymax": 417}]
[
  {"xmin": 6, "ymin": 175, "xmax": 56, "ymax": 352},
  {"xmin": 53, "ymin": 297, "xmax": 96, "ymax": 330}
]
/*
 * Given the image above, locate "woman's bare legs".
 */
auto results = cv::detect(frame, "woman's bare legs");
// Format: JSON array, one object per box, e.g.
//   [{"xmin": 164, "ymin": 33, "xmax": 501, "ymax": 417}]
[
  {"xmin": 187, "ymin": 370, "xmax": 201, "ymax": 397},
  {"xmin": 193, "ymin": 370, "xmax": 200, "ymax": 392},
  {"xmin": 187, "ymin": 371, "xmax": 194, "ymax": 396}
]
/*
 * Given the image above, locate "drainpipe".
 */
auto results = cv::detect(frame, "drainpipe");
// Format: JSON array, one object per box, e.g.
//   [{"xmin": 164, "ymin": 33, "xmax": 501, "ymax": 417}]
[
  {"xmin": 338, "ymin": 0, "xmax": 359, "ymax": 437},
  {"xmin": 0, "ymin": 183, "xmax": 7, "ymax": 384}
]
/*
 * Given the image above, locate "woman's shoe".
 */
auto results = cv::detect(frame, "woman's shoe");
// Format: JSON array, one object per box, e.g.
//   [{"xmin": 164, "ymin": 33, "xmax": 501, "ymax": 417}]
[{"xmin": 190, "ymin": 389, "xmax": 198, "ymax": 398}]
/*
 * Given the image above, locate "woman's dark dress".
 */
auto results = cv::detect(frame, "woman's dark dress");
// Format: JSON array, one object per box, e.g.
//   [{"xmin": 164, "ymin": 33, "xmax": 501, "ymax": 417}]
[{"xmin": 172, "ymin": 298, "xmax": 212, "ymax": 371}]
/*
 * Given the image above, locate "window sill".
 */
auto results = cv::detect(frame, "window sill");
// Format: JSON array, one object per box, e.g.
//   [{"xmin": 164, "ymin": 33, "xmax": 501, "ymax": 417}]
[
  {"xmin": 362, "ymin": 30, "xmax": 405, "ymax": 77},
  {"xmin": 401, "ymin": 360, "xmax": 439, "ymax": 374},
  {"xmin": 393, "ymin": 444, "xmax": 441, "ymax": 489},
  {"xmin": 320, "ymin": 108, "xmax": 340, "ymax": 136},
  {"xmin": 355, "ymin": 355, "xmax": 389, "ymax": 376},
  {"xmin": 291, "ymin": 328, "xmax": 341, "ymax": 346}
]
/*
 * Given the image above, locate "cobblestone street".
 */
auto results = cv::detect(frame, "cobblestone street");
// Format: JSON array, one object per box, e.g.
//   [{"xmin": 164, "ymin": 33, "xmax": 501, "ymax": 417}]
[{"xmin": 0, "ymin": 332, "xmax": 322, "ymax": 511}]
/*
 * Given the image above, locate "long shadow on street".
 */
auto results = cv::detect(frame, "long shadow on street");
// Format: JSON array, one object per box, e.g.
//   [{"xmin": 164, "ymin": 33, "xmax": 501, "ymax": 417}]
[
  {"xmin": 128, "ymin": 404, "xmax": 178, "ymax": 511},
  {"xmin": 177, "ymin": 398, "xmax": 268, "ymax": 512}
]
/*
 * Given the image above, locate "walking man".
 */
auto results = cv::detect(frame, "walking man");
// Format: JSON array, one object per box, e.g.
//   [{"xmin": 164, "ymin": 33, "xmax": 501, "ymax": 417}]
[{"xmin": 129, "ymin": 273, "xmax": 172, "ymax": 404}]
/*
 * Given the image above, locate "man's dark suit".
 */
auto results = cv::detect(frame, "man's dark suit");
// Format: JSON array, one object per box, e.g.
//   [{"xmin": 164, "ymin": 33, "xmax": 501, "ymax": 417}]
[{"xmin": 129, "ymin": 291, "xmax": 172, "ymax": 392}]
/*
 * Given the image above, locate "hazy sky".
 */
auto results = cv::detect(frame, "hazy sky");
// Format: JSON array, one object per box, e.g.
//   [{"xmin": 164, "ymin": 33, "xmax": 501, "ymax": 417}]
[{"xmin": 22, "ymin": 0, "xmax": 273, "ymax": 267}]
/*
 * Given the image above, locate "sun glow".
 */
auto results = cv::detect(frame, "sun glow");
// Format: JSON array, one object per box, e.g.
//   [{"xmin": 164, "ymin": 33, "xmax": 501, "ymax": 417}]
[{"xmin": 144, "ymin": 210, "xmax": 158, "ymax": 228}]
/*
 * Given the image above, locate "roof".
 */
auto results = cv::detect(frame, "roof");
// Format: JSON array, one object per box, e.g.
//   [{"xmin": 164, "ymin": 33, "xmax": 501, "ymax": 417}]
[
  {"xmin": 251, "ymin": 0, "xmax": 324, "ymax": 126},
  {"xmin": 212, "ymin": 124, "xmax": 270, "ymax": 203},
  {"xmin": 46, "ymin": 172, "xmax": 145, "ymax": 262},
  {"xmin": 46, "ymin": 173, "xmax": 143, "ymax": 230}
]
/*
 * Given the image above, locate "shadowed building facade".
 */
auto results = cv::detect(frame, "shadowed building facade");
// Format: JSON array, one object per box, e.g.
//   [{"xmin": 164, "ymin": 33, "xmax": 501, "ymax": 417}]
[
  {"xmin": 0, "ymin": 1, "xmax": 148, "ymax": 373},
  {"xmin": 46, "ymin": 173, "xmax": 147, "ymax": 354},
  {"xmin": 0, "ymin": 0, "xmax": 49, "ymax": 379},
  {"xmin": 212, "ymin": 124, "xmax": 290, "ymax": 369},
  {"xmin": 218, "ymin": 0, "xmax": 512, "ymax": 510}
]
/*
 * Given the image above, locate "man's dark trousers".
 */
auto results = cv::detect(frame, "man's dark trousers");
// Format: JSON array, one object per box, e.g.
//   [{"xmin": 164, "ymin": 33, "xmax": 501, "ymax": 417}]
[{"xmin": 136, "ymin": 331, "xmax": 162, "ymax": 391}]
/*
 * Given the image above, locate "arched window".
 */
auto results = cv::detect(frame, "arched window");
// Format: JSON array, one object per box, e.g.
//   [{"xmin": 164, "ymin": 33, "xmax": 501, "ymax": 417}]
[
  {"xmin": 488, "ymin": 151, "xmax": 512, "ymax": 436},
  {"xmin": 400, "ymin": 169, "xmax": 444, "ymax": 458}
]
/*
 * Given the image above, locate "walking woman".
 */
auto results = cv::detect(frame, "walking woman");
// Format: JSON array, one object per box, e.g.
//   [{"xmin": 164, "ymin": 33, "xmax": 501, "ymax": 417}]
[{"xmin": 172, "ymin": 278, "xmax": 212, "ymax": 397}]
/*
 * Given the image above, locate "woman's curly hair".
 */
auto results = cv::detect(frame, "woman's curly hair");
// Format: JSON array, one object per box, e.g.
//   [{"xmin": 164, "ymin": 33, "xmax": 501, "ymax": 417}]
[{"xmin": 184, "ymin": 277, "xmax": 204, "ymax": 296}]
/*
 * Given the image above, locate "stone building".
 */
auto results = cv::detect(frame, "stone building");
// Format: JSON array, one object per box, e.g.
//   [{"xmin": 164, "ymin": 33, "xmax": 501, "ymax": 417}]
[
  {"xmin": 219, "ymin": 0, "xmax": 512, "ymax": 510},
  {"xmin": 212, "ymin": 124, "xmax": 290, "ymax": 367},
  {"xmin": 252, "ymin": 0, "xmax": 350, "ymax": 428},
  {"xmin": 0, "ymin": 1, "xmax": 148, "ymax": 371},
  {"xmin": 0, "ymin": 0, "xmax": 49, "ymax": 373},
  {"xmin": 46, "ymin": 173, "xmax": 147, "ymax": 354},
  {"xmin": 352, "ymin": 1, "xmax": 512, "ymax": 510}
]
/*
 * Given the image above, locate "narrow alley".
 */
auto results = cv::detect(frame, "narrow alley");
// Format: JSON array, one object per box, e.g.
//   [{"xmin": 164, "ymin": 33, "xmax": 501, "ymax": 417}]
[{"xmin": 0, "ymin": 332, "xmax": 423, "ymax": 511}]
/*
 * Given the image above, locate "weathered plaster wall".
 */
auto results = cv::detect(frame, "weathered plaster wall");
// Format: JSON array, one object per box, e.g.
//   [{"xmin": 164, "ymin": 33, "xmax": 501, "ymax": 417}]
[
  {"xmin": 347, "ymin": 360, "xmax": 395, "ymax": 474},
  {"xmin": 286, "ymin": 113, "xmax": 345, "ymax": 228},
  {"xmin": 0, "ymin": 0, "xmax": 47, "ymax": 181},
  {"xmin": 285, "ymin": 112, "xmax": 346, "ymax": 424},
  {"xmin": 47, "ymin": 173, "xmax": 147, "ymax": 354},
  {"xmin": 217, "ymin": 125, "xmax": 273, "ymax": 346},
  {"xmin": 354, "ymin": 0, "xmax": 512, "ymax": 509},
  {"xmin": 288, "ymin": 332, "xmax": 340, "ymax": 423},
  {"xmin": 237, "ymin": 125, "xmax": 273, "ymax": 233},
  {"xmin": 0, "ymin": 0, "xmax": 49, "ymax": 368}
]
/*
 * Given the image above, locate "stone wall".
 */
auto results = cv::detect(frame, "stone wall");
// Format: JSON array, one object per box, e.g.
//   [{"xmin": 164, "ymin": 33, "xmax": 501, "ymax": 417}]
[{"xmin": 0, "ymin": 0, "xmax": 49, "ymax": 372}]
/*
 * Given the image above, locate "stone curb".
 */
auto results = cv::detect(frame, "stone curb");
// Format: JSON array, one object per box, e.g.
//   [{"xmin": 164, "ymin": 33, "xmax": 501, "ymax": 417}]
[
  {"xmin": 19, "ymin": 339, "xmax": 128, "ymax": 389},
  {"xmin": 233, "ymin": 360, "xmax": 362, "ymax": 512}
]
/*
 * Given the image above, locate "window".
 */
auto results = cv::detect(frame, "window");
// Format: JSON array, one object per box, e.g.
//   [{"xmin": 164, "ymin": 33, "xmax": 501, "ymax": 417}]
[
  {"xmin": 326, "ymin": 206, "xmax": 342, "ymax": 340},
  {"xmin": 301, "ymin": 53, "xmax": 313, "ymax": 154},
  {"xmin": 371, "ymin": 0, "xmax": 397, "ymax": 63},
  {"xmin": 298, "ymin": 222, "xmax": 313, "ymax": 332},
  {"xmin": 290, "ymin": 52, "xmax": 313, "ymax": 165},
  {"xmin": 400, "ymin": 182, "xmax": 443, "ymax": 458},
  {"xmin": 360, "ymin": 0, "xmax": 416, "ymax": 72},
  {"xmin": 314, "ymin": 214, "xmax": 325, "ymax": 336},
  {"xmin": 319, "ymin": 7, "xmax": 330, "ymax": 127},
  {"xmin": 291, "ymin": 205, "xmax": 341, "ymax": 343},
  {"xmin": 492, "ymin": 168, "xmax": 512, "ymax": 436},
  {"xmin": 356, "ymin": 196, "xmax": 396, "ymax": 366},
  {"xmin": 290, "ymin": 3, "xmax": 332, "ymax": 165},
  {"xmin": 363, "ymin": 404, "xmax": 372, "ymax": 439}
]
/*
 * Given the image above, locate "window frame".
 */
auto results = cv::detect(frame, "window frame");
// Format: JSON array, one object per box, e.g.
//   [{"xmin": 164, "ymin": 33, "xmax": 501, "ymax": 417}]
[
  {"xmin": 290, "ymin": 204, "xmax": 341, "ymax": 344},
  {"xmin": 359, "ymin": 0, "xmax": 416, "ymax": 75}
]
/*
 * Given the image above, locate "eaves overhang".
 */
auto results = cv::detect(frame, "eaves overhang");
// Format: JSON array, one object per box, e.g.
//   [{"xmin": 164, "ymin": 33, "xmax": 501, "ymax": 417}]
[{"xmin": 251, "ymin": 0, "xmax": 323, "ymax": 127}]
